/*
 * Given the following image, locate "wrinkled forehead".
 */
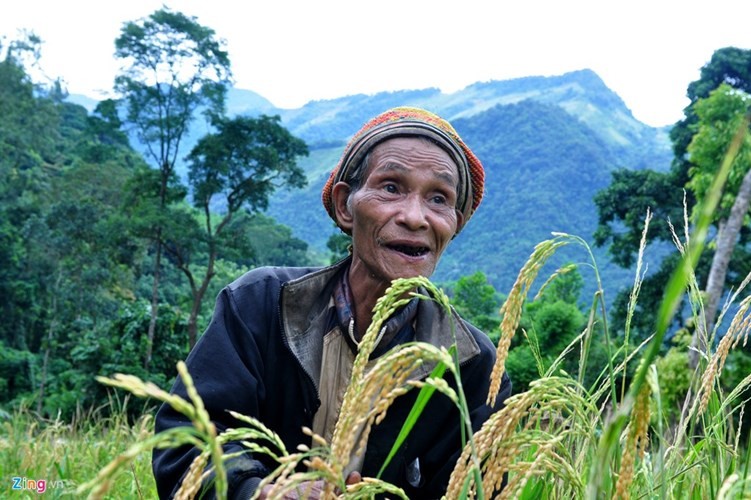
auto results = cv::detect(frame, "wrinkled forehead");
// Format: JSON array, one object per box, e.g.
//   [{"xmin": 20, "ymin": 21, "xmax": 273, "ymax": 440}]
[{"xmin": 361, "ymin": 136, "xmax": 461, "ymax": 187}]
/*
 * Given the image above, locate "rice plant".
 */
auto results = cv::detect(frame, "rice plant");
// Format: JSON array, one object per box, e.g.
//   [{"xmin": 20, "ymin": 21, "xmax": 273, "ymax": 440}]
[{"xmin": 66, "ymin": 230, "xmax": 748, "ymax": 498}]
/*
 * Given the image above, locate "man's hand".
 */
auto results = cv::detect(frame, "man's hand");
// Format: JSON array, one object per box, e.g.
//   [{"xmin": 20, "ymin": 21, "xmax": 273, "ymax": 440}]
[
  {"xmin": 345, "ymin": 471, "xmax": 362, "ymax": 489},
  {"xmin": 258, "ymin": 472, "xmax": 362, "ymax": 499}
]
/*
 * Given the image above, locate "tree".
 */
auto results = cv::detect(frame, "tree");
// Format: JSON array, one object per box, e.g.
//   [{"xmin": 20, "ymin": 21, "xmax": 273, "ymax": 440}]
[
  {"xmin": 176, "ymin": 115, "xmax": 308, "ymax": 346},
  {"xmin": 594, "ymin": 47, "xmax": 751, "ymax": 341},
  {"xmin": 450, "ymin": 271, "xmax": 503, "ymax": 341},
  {"xmin": 686, "ymin": 84, "xmax": 751, "ymax": 362},
  {"xmin": 327, "ymin": 230, "xmax": 352, "ymax": 264},
  {"xmin": 114, "ymin": 7, "xmax": 232, "ymax": 369},
  {"xmin": 0, "ymin": 36, "xmax": 54, "ymax": 352},
  {"xmin": 244, "ymin": 213, "xmax": 312, "ymax": 268}
]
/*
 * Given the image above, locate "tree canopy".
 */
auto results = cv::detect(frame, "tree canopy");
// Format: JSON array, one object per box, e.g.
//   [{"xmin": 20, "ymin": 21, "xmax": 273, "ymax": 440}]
[
  {"xmin": 594, "ymin": 47, "xmax": 751, "ymax": 340},
  {"xmin": 685, "ymin": 84, "xmax": 751, "ymax": 360},
  {"xmin": 114, "ymin": 7, "xmax": 233, "ymax": 368},
  {"xmin": 0, "ymin": 26, "xmax": 315, "ymax": 418},
  {"xmin": 174, "ymin": 114, "xmax": 309, "ymax": 345}
]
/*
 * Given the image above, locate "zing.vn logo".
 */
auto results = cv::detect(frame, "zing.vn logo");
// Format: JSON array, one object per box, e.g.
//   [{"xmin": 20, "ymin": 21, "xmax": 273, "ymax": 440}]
[{"xmin": 11, "ymin": 477, "xmax": 47, "ymax": 494}]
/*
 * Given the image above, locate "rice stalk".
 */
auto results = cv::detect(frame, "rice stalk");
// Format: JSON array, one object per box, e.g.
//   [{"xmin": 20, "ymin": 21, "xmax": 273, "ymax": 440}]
[
  {"xmin": 174, "ymin": 451, "xmax": 209, "ymax": 500},
  {"xmin": 533, "ymin": 263, "xmax": 578, "ymax": 301},
  {"xmin": 259, "ymin": 472, "xmax": 327, "ymax": 499},
  {"xmin": 488, "ymin": 236, "xmax": 571, "ymax": 405},
  {"xmin": 258, "ymin": 278, "xmax": 458, "ymax": 499},
  {"xmin": 699, "ymin": 294, "xmax": 751, "ymax": 413},
  {"xmin": 330, "ymin": 341, "xmax": 454, "ymax": 477},
  {"xmin": 252, "ymin": 454, "xmax": 310, "ymax": 499},
  {"xmin": 715, "ymin": 472, "xmax": 751, "ymax": 500},
  {"xmin": 79, "ymin": 361, "xmax": 290, "ymax": 500},
  {"xmin": 448, "ymin": 376, "xmax": 596, "ymax": 499},
  {"xmin": 613, "ymin": 376, "xmax": 652, "ymax": 500},
  {"xmin": 344, "ymin": 477, "xmax": 410, "ymax": 499},
  {"xmin": 331, "ymin": 277, "xmax": 469, "ymax": 485},
  {"xmin": 588, "ymin": 115, "xmax": 749, "ymax": 500},
  {"xmin": 501, "ymin": 437, "xmax": 582, "ymax": 499},
  {"xmin": 734, "ymin": 405, "xmax": 745, "ymax": 459},
  {"xmin": 669, "ymin": 271, "xmax": 751, "ymax": 465},
  {"xmin": 621, "ymin": 209, "xmax": 652, "ymax": 402},
  {"xmin": 227, "ymin": 410, "xmax": 289, "ymax": 461},
  {"xmin": 332, "ymin": 277, "xmax": 427, "ymax": 452},
  {"xmin": 252, "ymin": 438, "xmax": 355, "ymax": 500},
  {"xmin": 174, "ymin": 361, "xmax": 227, "ymax": 498}
]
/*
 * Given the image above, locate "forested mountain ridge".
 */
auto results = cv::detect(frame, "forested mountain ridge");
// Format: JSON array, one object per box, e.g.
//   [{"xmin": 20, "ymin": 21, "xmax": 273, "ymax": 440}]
[
  {"xmin": 234, "ymin": 69, "xmax": 671, "ymax": 167},
  {"xmin": 240, "ymin": 69, "xmax": 672, "ymax": 294},
  {"xmin": 71, "ymin": 68, "xmax": 670, "ymax": 166},
  {"xmin": 69, "ymin": 69, "xmax": 671, "ymax": 295}
]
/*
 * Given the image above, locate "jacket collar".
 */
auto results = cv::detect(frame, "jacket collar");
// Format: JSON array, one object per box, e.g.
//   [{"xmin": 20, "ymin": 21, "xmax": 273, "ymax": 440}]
[{"xmin": 280, "ymin": 258, "xmax": 481, "ymax": 390}]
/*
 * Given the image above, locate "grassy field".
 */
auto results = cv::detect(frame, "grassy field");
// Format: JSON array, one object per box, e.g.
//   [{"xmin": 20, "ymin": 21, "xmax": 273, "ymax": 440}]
[{"xmin": 1, "ymin": 399, "xmax": 157, "ymax": 498}]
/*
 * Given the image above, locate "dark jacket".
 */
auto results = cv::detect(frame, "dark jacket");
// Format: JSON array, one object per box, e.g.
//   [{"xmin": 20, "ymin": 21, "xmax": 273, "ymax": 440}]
[{"xmin": 152, "ymin": 260, "xmax": 511, "ymax": 499}]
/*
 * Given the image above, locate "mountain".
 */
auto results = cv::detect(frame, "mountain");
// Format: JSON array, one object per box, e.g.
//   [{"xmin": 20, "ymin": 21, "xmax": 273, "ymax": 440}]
[
  {"xmin": 70, "ymin": 69, "xmax": 672, "ymax": 298},
  {"xmin": 230, "ymin": 69, "xmax": 671, "ymax": 168},
  {"xmin": 249, "ymin": 69, "xmax": 672, "ymax": 297}
]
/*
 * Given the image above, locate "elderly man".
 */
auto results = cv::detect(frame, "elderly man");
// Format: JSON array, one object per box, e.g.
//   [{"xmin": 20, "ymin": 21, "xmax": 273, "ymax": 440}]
[{"xmin": 153, "ymin": 107, "xmax": 511, "ymax": 499}]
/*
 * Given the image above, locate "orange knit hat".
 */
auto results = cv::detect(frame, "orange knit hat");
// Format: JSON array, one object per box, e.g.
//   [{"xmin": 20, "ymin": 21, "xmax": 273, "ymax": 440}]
[{"xmin": 321, "ymin": 106, "xmax": 484, "ymax": 233}]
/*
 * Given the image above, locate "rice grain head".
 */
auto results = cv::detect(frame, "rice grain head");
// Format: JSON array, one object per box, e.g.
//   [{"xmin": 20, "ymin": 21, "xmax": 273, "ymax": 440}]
[
  {"xmin": 174, "ymin": 452, "xmax": 209, "ymax": 500},
  {"xmin": 449, "ymin": 377, "xmax": 591, "ymax": 499},
  {"xmin": 330, "ymin": 342, "xmax": 453, "ymax": 474},
  {"xmin": 613, "ymin": 381, "xmax": 652, "ymax": 500},
  {"xmin": 488, "ymin": 237, "xmax": 570, "ymax": 405},
  {"xmin": 699, "ymin": 294, "xmax": 751, "ymax": 414}
]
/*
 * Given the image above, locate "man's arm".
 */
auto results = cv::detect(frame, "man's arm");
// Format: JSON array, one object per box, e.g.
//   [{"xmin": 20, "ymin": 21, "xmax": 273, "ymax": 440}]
[{"xmin": 152, "ymin": 281, "xmax": 275, "ymax": 499}]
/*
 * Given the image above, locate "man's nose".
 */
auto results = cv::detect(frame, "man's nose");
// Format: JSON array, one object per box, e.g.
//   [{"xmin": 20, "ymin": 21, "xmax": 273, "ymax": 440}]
[{"xmin": 395, "ymin": 195, "xmax": 429, "ymax": 230}]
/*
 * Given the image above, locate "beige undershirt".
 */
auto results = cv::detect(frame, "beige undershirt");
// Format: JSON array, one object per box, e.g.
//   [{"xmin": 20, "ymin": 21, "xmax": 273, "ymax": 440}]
[{"xmin": 312, "ymin": 324, "xmax": 377, "ymax": 477}]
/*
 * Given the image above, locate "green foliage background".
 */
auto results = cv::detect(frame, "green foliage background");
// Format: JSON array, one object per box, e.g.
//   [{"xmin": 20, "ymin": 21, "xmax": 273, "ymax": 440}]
[{"xmin": 0, "ymin": 37, "xmax": 314, "ymax": 418}]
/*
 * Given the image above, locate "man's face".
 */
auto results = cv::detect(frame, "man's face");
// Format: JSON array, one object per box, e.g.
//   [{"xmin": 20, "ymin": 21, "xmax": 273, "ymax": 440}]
[{"xmin": 344, "ymin": 137, "xmax": 463, "ymax": 289}]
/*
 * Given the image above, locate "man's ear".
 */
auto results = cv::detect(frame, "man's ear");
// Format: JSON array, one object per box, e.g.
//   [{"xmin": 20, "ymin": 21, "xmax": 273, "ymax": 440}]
[
  {"xmin": 454, "ymin": 209, "xmax": 465, "ymax": 236},
  {"xmin": 332, "ymin": 182, "xmax": 354, "ymax": 234}
]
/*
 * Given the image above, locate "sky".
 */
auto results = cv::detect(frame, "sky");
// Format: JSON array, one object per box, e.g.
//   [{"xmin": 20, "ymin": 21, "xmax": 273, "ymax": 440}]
[{"xmin": 1, "ymin": 0, "xmax": 749, "ymax": 128}]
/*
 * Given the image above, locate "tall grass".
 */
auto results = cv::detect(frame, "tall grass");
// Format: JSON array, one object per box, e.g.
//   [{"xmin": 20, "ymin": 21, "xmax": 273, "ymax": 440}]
[{"xmin": 0, "ymin": 397, "xmax": 157, "ymax": 498}]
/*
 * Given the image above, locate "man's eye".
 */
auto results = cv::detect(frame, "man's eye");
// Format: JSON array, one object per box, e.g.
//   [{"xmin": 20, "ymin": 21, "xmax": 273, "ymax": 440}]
[
  {"xmin": 384, "ymin": 184, "xmax": 398, "ymax": 193},
  {"xmin": 432, "ymin": 195, "xmax": 447, "ymax": 204}
]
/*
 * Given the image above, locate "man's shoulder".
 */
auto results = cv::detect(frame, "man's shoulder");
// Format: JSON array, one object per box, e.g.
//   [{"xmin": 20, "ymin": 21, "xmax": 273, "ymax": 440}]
[{"xmin": 227, "ymin": 265, "xmax": 324, "ymax": 293}]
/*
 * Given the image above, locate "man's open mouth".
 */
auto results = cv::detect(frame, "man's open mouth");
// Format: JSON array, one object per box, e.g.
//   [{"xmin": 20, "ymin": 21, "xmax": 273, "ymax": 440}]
[{"xmin": 388, "ymin": 244, "xmax": 429, "ymax": 257}]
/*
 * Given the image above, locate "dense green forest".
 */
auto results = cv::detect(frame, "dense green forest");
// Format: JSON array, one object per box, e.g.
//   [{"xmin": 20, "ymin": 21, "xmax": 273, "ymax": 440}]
[{"xmin": 0, "ymin": 29, "xmax": 319, "ymax": 417}]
